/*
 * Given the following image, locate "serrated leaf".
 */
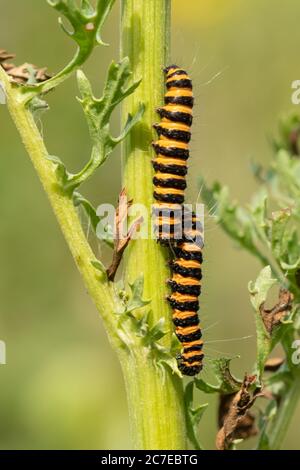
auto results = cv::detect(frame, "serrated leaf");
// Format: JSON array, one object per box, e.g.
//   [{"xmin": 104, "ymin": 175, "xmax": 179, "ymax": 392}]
[
  {"xmin": 269, "ymin": 209, "xmax": 291, "ymax": 261},
  {"xmin": 133, "ymin": 309, "xmax": 152, "ymax": 336},
  {"xmin": 194, "ymin": 378, "xmax": 220, "ymax": 394},
  {"xmin": 48, "ymin": 0, "xmax": 115, "ymax": 48},
  {"xmin": 156, "ymin": 354, "xmax": 182, "ymax": 378},
  {"xmin": 25, "ymin": 0, "xmax": 115, "ymax": 97},
  {"xmin": 249, "ymin": 266, "xmax": 277, "ymax": 311},
  {"xmin": 62, "ymin": 60, "xmax": 143, "ymax": 193},
  {"xmin": 191, "ymin": 403, "xmax": 209, "ymax": 427},
  {"xmin": 109, "ymin": 103, "xmax": 145, "ymax": 147},
  {"xmin": 73, "ymin": 192, "xmax": 99, "ymax": 231},
  {"xmin": 73, "ymin": 192, "xmax": 114, "ymax": 248},
  {"xmin": 199, "ymin": 180, "xmax": 269, "ymax": 267},
  {"xmin": 126, "ymin": 275, "xmax": 150, "ymax": 313},
  {"xmin": 249, "ymin": 266, "xmax": 277, "ymax": 378},
  {"xmin": 248, "ymin": 267, "xmax": 293, "ymax": 380},
  {"xmin": 249, "ymin": 188, "xmax": 268, "ymax": 235},
  {"xmin": 211, "ymin": 357, "xmax": 242, "ymax": 394},
  {"xmin": 184, "ymin": 382, "xmax": 207, "ymax": 450},
  {"xmin": 194, "ymin": 357, "xmax": 242, "ymax": 395},
  {"xmin": 147, "ymin": 318, "xmax": 166, "ymax": 342}
]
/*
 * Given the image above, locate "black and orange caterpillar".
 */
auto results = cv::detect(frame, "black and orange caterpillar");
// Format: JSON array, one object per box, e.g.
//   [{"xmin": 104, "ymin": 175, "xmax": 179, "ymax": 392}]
[
  {"xmin": 152, "ymin": 65, "xmax": 204, "ymax": 376},
  {"xmin": 168, "ymin": 210, "xmax": 204, "ymax": 376}
]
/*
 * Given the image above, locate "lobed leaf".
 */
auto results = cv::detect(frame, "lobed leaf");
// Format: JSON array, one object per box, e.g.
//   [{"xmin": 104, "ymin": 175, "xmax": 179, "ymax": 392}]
[
  {"xmin": 184, "ymin": 382, "xmax": 207, "ymax": 450},
  {"xmin": 61, "ymin": 60, "xmax": 144, "ymax": 192},
  {"xmin": 194, "ymin": 357, "xmax": 241, "ymax": 395},
  {"xmin": 48, "ymin": 0, "xmax": 115, "ymax": 47},
  {"xmin": 73, "ymin": 192, "xmax": 114, "ymax": 247}
]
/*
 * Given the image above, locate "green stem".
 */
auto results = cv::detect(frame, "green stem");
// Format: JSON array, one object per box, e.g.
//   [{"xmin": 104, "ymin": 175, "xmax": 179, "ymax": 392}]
[
  {"xmin": 120, "ymin": 349, "xmax": 187, "ymax": 450},
  {"xmin": 120, "ymin": 0, "xmax": 187, "ymax": 450},
  {"xmin": 0, "ymin": 66, "xmax": 121, "ymax": 351},
  {"xmin": 268, "ymin": 373, "xmax": 300, "ymax": 450}
]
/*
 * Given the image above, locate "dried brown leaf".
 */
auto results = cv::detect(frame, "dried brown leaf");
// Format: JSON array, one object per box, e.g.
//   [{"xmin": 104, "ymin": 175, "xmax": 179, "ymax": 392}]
[
  {"xmin": 216, "ymin": 374, "xmax": 260, "ymax": 450},
  {"xmin": 107, "ymin": 189, "xmax": 143, "ymax": 281},
  {"xmin": 0, "ymin": 49, "xmax": 51, "ymax": 84},
  {"xmin": 260, "ymin": 288, "xmax": 293, "ymax": 335}
]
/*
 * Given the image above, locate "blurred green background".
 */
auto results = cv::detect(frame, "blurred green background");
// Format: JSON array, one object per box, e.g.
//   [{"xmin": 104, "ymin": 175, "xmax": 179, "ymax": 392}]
[{"xmin": 0, "ymin": 0, "xmax": 299, "ymax": 450}]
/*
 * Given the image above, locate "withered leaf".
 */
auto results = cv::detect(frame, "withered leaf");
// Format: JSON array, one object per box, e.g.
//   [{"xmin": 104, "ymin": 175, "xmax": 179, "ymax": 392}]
[
  {"xmin": 0, "ymin": 49, "xmax": 51, "ymax": 84},
  {"xmin": 216, "ymin": 374, "xmax": 260, "ymax": 450},
  {"xmin": 107, "ymin": 188, "xmax": 143, "ymax": 281},
  {"xmin": 260, "ymin": 288, "xmax": 293, "ymax": 335}
]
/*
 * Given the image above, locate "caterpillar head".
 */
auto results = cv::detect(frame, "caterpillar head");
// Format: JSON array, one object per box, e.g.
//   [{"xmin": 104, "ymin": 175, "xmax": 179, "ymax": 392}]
[{"xmin": 163, "ymin": 64, "xmax": 180, "ymax": 75}]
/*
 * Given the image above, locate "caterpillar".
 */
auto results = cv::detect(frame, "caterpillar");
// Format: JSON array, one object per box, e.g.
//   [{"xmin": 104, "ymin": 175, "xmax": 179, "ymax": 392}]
[
  {"xmin": 152, "ymin": 64, "xmax": 193, "ymax": 244},
  {"xmin": 152, "ymin": 65, "xmax": 204, "ymax": 376},
  {"xmin": 168, "ymin": 210, "xmax": 204, "ymax": 376}
]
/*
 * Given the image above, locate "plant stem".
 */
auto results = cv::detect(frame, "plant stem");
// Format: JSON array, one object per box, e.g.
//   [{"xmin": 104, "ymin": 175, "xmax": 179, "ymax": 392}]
[
  {"xmin": 268, "ymin": 373, "xmax": 300, "ymax": 450},
  {"xmin": 0, "ymin": 67, "xmax": 121, "ymax": 350},
  {"xmin": 120, "ymin": 349, "xmax": 187, "ymax": 450},
  {"xmin": 120, "ymin": 0, "xmax": 187, "ymax": 449}
]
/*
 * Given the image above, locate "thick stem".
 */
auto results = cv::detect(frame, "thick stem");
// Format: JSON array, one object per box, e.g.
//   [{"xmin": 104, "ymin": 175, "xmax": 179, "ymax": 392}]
[
  {"xmin": 120, "ymin": 0, "xmax": 187, "ymax": 450},
  {"xmin": 120, "ymin": 350, "xmax": 187, "ymax": 450},
  {"xmin": 268, "ymin": 373, "xmax": 300, "ymax": 450},
  {"xmin": 0, "ymin": 67, "xmax": 121, "ymax": 350}
]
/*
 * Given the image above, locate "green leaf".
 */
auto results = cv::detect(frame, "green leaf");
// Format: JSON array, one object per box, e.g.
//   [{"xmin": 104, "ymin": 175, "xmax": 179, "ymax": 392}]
[
  {"xmin": 48, "ymin": 0, "xmax": 115, "ymax": 48},
  {"xmin": 73, "ymin": 192, "xmax": 98, "ymax": 231},
  {"xmin": 249, "ymin": 266, "xmax": 277, "ymax": 311},
  {"xmin": 126, "ymin": 275, "xmax": 150, "ymax": 313},
  {"xmin": 108, "ymin": 104, "xmax": 145, "ymax": 148},
  {"xmin": 200, "ymin": 180, "xmax": 269, "ymax": 266},
  {"xmin": 73, "ymin": 192, "xmax": 114, "ymax": 248},
  {"xmin": 184, "ymin": 382, "xmax": 207, "ymax": 450},
  {"xmin": 273, "ymin": 150, "xmax": 300, "ymax": 199},
  {"xmin": 273, "ymin": 113, "xmax": 300, "ymax": 156},
  {"xmin": 194, "ymin": 357, "xmax": 241, "ymax": 395},
  {"xmin": 46, "ymin": 154, "xmax": 70, "ymax": 186},
  {"xmin": 249, "ymin": 266, "xmax": 277, "ymax": 379},
  {"xmin": 211, "ymin": 357, "xmax": 242, "ymax": 394},
  {"xmin": 145, "ymin": 318, "xmax": 166, "ymax": 343},
  {"xmin": 90, "ymin": 259, "xmax": 107, "ymax": 280},
  {"xmin": 257, "ymin": 400, "xmax": 278, "ymax": 450},
  {"xmin": 156, "ymin": 354, "xmax": 182, "ymax": 378},
  {"xmin": 21, "ymin": 0, "xmax": 116, "ymax": 99},
  {"xmin": 269, "ymin": 209, "xmax": 291, "ymax": 261},
  {"xmin": 249, "ymin": 188, "xmax": 268, "ymax": 235},
  {"xmin": 28, "ymin": 96, "xmax": 49, "ymax": 118},
  {"xmin": 62, "ymin": 60, "xmax": 144, "ymax": 192},
  {"xmin": 193, "ymin": 378, "xmax": 220, "ymax": 394}
]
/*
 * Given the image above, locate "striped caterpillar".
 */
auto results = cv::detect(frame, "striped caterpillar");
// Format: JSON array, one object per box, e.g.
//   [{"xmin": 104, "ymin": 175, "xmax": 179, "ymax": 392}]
[{"xmin": 152, "ymin": 65, "xmax": 204, "ymax": 376}]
